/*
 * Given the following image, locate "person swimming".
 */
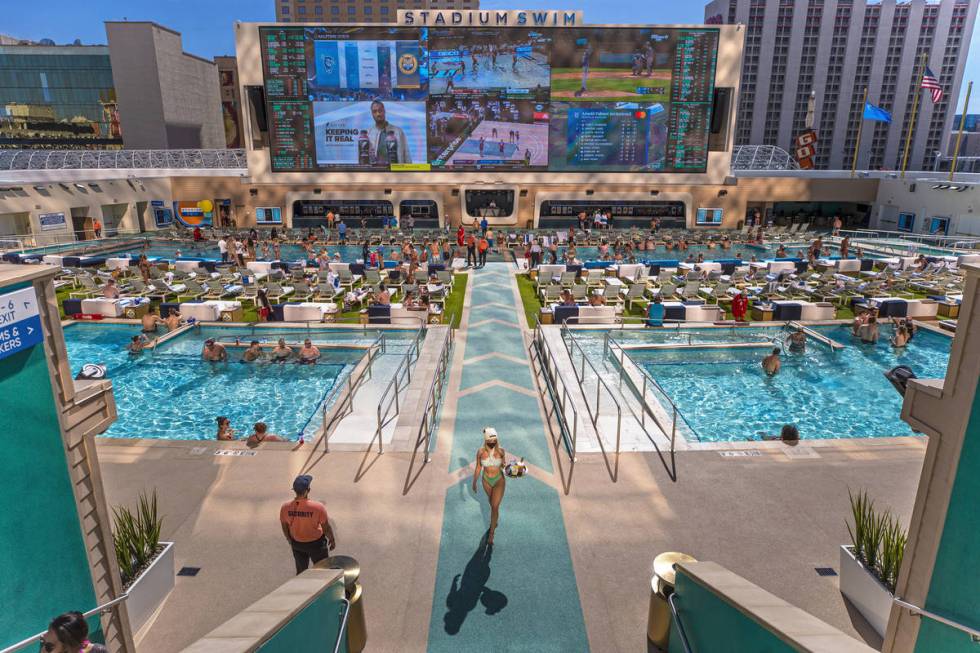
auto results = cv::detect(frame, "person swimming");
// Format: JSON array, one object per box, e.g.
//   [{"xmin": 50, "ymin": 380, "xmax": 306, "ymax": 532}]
[{"xmin": 127, "ymin": 335, "xmax": 146, "ymax": 355}]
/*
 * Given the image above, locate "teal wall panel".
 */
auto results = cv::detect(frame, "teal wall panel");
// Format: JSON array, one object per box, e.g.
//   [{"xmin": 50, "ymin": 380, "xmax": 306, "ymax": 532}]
[
  {"xmin": 256, "ymin": 579, "xmax": 347, "ymax": 653},
  {"xmin": 914, "ymin": 389, "xmax": 980, "ymax": 653},
  {"xmin": 0, "ymin": 280, "xmax": 98, "ymax": 647},
  {"xmin": 669, "ymin": 570, "xmax": 797, "ymax": 653}
]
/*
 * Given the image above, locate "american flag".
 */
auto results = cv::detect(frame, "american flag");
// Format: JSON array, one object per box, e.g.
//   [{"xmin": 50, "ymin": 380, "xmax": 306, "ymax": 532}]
[{"xmin": 921, "ymin": 66, "xmax": 943, "ymax": 103}]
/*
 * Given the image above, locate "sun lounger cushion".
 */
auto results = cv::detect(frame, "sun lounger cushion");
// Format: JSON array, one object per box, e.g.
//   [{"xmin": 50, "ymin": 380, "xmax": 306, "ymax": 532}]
[
  {"xmin": 553, "ymin": 305, "xmax": 579, "ymax": 325},
  {"xmin": 875, "ymin": 299, "xmax": 907, "ymax": 318},
  {"xmin": 772, "ymin": 301, "xmax": 803, "ymax": 321},
  {"xmin": 80, "ymin": 298, "xmax": 125, "ymax": 317},
  {"xmin": 368, "ymin": 304, "xmax": 391, "ymax": 324}
]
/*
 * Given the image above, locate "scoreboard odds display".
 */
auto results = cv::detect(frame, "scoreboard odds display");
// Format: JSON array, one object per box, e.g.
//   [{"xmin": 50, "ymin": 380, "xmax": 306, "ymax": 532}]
[{"xmin": 260, "ymin": 25, "xmax": 719, "ymax": 174}]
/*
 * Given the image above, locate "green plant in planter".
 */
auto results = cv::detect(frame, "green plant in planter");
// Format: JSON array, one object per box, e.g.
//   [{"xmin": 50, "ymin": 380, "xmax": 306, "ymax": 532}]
[
  {"xmin": 112, "ymin": 490, "xmax": 163, "ymax": 587},
  {"xmin": 880, "ymin": 517, "xmax": 908, "ymax": 594},
  {"xmin": 846, "ymin": 488, "xmax": 908, "ymax": 594}
]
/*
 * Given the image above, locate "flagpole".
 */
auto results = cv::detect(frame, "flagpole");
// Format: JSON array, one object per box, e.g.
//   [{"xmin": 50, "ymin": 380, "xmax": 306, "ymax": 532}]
[
  {"xmin": 901, "ymin": 53, "xmax": 927, "ymax": 178},
  {"xmin": 852, "ymin": 87, "xmax": 869, "ymax": 178},
  {"xmin": 949, "ymin": 81, "xmax": 972, "ymax": 180}
]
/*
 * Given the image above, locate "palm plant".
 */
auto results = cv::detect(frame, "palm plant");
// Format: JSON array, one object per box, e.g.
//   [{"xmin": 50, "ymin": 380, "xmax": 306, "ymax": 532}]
[{"xmin": 112, "ymin": 490, "xmax": 164, "ymax": 586}]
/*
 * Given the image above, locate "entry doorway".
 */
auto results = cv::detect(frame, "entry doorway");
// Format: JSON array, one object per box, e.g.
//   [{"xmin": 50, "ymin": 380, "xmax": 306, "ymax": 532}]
[
  {"xmin": 70, "ymin": 207, "xmax": 92, "ymax": 240},
  {"xmin": 135, "ymin": 201, "xmax": 148, "ymax": 233}
]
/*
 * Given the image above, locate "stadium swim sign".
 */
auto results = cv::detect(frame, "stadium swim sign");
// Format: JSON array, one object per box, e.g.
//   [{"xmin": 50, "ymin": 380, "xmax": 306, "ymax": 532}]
[{"xmin": 397, "ymin": 10, "xmax": 583, "ymax": 27}]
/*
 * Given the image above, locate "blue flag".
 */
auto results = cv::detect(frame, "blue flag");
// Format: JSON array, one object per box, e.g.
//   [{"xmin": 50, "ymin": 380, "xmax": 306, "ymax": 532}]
[{"xmin": 863, "ymin": 102, "xmax": 892, "ymax": 123}]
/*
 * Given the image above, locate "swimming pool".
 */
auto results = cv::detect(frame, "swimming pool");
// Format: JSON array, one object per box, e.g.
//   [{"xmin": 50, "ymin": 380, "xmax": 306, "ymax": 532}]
[
  {"xmin": 106, "ymin": 239, "xmax": 369, "ymax": 263},
  {"xmin": 62, "ymin": 323, "xmax": 416, "ymax": 441},
  {"xmin": 585, "ymin": 324, "xmax": 951, "ymax": 442}
]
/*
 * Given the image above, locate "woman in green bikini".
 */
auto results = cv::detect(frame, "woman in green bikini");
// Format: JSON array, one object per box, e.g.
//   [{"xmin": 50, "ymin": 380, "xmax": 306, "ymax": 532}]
[{"xmin": 472, "ymin": 427, "xmax": 506, "ymax": 545}]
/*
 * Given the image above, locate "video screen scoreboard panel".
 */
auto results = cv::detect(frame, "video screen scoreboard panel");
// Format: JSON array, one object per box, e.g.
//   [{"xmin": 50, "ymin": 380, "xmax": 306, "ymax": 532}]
[{"xmin": 259, "ymin": 25, "xmax": 719, "ymax": 173}]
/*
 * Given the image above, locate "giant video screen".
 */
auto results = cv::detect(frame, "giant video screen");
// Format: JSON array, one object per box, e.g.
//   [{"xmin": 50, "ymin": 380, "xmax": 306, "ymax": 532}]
[{"xmin": 259, "ymin": 25, "xmax": 718, "ymax": 173}]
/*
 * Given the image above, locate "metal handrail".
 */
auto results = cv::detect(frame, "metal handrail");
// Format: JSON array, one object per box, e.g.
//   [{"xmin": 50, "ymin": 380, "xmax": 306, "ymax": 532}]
[
  {"xmin": 558, "ymin": 322, "xmax": 622, "ymax": 474},
  {"xmin": 531, "ymin": 321, "xmax": 580, "ymax": 462},
  {"xmin": 893, "ymin": 597, "xmax": 980, "ymax": 642},
  {"xmin": 406, "ymin": 326, "xmax": 454, "ymax": 475},
  {"xmin": 0, "ymin": 594, "xmax": 129, "ymax": 653},
  {"xmin": 372, "ymin": 324, "xmax": 426, "ymax": 454},
  {"xmin": 667, "ymin": 593, "xmax": 695, "ymax": 653},
  {"xmin": 604, "ymin": 331, "xmax": 700, "ymax": 445},
  {"xmin": 331, "ymin": 598, "xmax": 352, "ymax": 653},
  {"xmin": 320, "ymin": 334, "xmax": 385, "ymax": 452}
]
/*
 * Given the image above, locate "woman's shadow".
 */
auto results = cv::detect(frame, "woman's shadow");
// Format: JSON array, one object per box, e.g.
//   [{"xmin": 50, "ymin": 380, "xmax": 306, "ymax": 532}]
[{"xmin": 443, "ymin": 530, "xmax": 508, "ymax": 635}]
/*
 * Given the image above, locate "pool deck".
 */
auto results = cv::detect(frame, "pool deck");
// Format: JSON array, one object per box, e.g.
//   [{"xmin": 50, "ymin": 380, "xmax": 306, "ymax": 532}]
[{"xmin": 93, "ymin": 263, "xmax": 931, "ymax": 652}]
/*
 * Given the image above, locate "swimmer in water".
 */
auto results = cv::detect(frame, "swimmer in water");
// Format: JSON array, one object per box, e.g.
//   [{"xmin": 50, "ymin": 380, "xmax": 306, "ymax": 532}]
[
  {"xmin": 297, "ymin": 339, "xmax": 320, "ymax": 365},
  {"xmin": 215, "ymin": 416, "xmax": 235, "ymax": 441},
  {"xmin": 761, "ymin": 348, "xmax": 781, "ymax": 376},
  {"xmin": 127, "ymin": 335, "xmax": 146, "ymax": 355},
  {"xmin": 785, "ymin": 327, "xmax": 806, "ymax": 353},
  {"xmin": 201, "ymin": 338, "xmax": 228, "ymax": 362},
  {"xmin": 242, "ymin": 340, "xmax": 263, "ymax": 362},
  {"xmin": 271, "ymin": 338, "xmax": 293, "ymax": 363}
]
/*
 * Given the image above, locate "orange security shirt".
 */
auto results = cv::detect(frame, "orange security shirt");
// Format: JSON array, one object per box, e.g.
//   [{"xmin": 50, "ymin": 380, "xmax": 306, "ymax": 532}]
[{"xmin": 280, "ymin": 498, "xmax": 328, "ymax": 543}]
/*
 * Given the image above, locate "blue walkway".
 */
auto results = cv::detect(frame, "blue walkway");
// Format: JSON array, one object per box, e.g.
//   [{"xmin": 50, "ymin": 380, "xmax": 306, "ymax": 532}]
[{"xmin": 428, "ymin": 263, "xmax": 589, "ymax": 652}]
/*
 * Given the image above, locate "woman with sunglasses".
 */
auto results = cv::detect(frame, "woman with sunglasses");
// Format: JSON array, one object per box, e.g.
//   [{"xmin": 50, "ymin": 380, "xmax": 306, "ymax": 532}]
[
  {"xmin": 471, "ymin": 427, "xmax": 506, "ymax": 546},
  {"xmin": 40, "ymin": 612, "xmax": 106, "ymax": 653}
]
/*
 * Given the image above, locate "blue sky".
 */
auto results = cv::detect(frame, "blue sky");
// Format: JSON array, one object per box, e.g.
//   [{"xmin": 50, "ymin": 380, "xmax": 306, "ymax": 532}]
[{"xmin": 5, "ymin": 0, "xmax": 980, "ymax": 113}]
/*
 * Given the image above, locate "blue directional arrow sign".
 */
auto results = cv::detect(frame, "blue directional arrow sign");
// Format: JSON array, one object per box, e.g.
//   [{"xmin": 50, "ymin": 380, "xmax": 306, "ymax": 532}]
[{"xmin": 0, "ymin": 287, "xmax": 43, "ymax": 362}]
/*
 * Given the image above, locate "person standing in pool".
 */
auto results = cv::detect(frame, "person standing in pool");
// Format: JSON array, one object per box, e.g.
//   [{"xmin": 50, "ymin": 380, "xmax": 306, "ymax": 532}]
[
  {"xmin": 216, "ymin": 416, "xmax": 235, "ymax": 441},
  {"xmin": 858, "ymin": 316, "xmax": 880, "ymax": 344},
  {"xmin": 164, "ymin": 308, "xmax": 183, "ymax": 332},
  {"xmin": 202, "ymin": 338, "xmax": 228, "ymax": 362},
  {"xmin": 471, "ymin": 427, "xmax": 506, "ymax": 546},
  {"xmin": 271, "ymin": 338, "xmax": 293, "ymax": 363},
  {"xmin": 785, "ymin": 327, "xmax": 806, "ymax": 353},
  {"xmin": 246, "ymin": 422, "xmax": 285, "ymax": 447},
  {"xmin": 142, "ymin": 306, "xmax": 164, "ymax": 333},
  {"xmin": 242, "ymin": 340, "xmax": 263, "ymax": 362},
  {"xmin": 762, "ymin": 348, "xmax": 781, "ymax": 376},
  {"xmin": 297, "ymin": 339, "xmax": 320, "ymax": 365}
]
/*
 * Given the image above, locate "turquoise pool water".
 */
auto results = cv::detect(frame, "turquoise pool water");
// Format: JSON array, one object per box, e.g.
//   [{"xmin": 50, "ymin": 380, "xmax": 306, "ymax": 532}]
[
  {"xmin": 604, "ymin": 325, "xmax": 952, "ymax": 442},
  {"xmin": 111, "ymin": 240, "xmax": 368, "ymax": 263},
  {"xmin": 61, "ymin": 323, "xmax": 414, "ymax": 440}
]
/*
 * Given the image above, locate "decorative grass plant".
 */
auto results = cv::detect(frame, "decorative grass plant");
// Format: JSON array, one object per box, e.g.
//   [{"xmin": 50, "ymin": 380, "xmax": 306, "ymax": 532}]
[
  {"xmin": 846, "ymin": 488, "xmax": 908, "ymax": 594},
  {"xmin": 112, "ymin": 490, "xmax": 164, "ymax": 587}
]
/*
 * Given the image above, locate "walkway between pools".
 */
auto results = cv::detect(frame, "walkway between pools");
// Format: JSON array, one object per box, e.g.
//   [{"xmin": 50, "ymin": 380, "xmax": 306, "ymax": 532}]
[{"xmin": 427, "ymin": 262, "xmax": 590, "ymax": 652}]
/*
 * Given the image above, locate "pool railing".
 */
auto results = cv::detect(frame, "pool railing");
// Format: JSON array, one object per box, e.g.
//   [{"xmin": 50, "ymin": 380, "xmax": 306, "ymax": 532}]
[
  {"xmin": 604, "ymin": 330, "xmax": 701, "ymax": 455},
  {"xmin": 319, "ymin": 333, "xmax": 386, "ymax": 453},
  {"xmin": 558, "ymin": 322, "xmax": 623, "ymax": 481},
  {"xmin": 403, "ymin": 324, "xmax": 455, "ymax": 495},
  {"xmin": 372, "ymin": 321, "xmax": 427, "ymax": 455},
  {"xmin": 0, "ymin": 594, "xmax": 129, "ymax": 653},
  {"xmin": 531, "ymin": 319, "xmax": 580, "ymax": 463}
]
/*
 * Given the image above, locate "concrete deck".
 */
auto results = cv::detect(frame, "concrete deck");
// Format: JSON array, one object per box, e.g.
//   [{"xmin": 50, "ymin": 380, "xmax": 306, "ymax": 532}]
[{"xmin": 93, "ymin": 262, "xmax": 929, "ymax": 652}]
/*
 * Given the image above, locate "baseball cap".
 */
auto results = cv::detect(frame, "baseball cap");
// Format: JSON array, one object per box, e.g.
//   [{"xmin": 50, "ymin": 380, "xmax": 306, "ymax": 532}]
[{"xmin": 292, "ymin": 474, "xmax": 313, "ymax": 493}]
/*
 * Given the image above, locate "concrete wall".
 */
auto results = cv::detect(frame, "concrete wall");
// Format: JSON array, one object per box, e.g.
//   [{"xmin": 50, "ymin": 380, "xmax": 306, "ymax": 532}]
[
  {"xmin": 168, "ymin": 175, "xmax": 880, "ymax": 230},
  {"xmin": 873, "ymin": 178, "xmax": 980, "ymax": 237},
  {"xmin": 669, "ymin": 561, "xmax": 875, "ymax": 653},
  {"xmin": 106, "ymin": 22, "xmax": 224, "ymax": 150},
  {"xmin": 0, "ymin": 177, "xmax": 174, "ymax": 244},
  {"xmin": 885, "ymin": 264, "xmax": 980, "ymax": 653},
  {"xmin": 0, "ymin": 265, "xmax": 133, "ymax": 651}
]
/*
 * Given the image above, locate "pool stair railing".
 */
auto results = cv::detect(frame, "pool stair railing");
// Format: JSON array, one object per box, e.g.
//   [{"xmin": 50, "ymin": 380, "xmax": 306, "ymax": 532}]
[
  {"xmin": 786, "ymin": 321, "xmax": 846, "ymax": 351},
  {"xmin": 603, "ymin": 331, "xmax": 695, "ymax": 481},
  {"xmin": 529, "ymin": 318, "xmax": 582, "ymax": 494},
  {"xmin": 557, "ymin": 321, "xmax": 624, "ymax": 482},
  {"xmin": 369, "ymin": 323, "xmax": 427, "ymax": 456},
  {"xmin": 307, "ymin": 332, "xmax": 386, "ymax": 457}
]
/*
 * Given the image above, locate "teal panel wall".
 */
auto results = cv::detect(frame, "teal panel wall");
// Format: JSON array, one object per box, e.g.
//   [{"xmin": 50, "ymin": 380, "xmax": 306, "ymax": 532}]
[
  {"xmin": 256, "ymin": 579, "xmax": 347, "ymax": 653},
  {"xmin": 914, "ymin": 388, "xmax": 980, "ymax": 653},
  {"xmin": 0, "ymin": 282, "xmax": 98, "ymax": 647},
  {"xmin": 668, "ymin": 570, "xmax": 797, "ymax": 653}
]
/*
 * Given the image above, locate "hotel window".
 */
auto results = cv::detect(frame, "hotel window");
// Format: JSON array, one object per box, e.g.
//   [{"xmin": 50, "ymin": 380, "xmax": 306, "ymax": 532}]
[
  {"xmin": 281, "ymin": 5, "xmax": 289, "ymax": 13},
  {"xmin": 348, "ymin": 6, "xmax": 355, "ymax": 14},
  {"xmin": 298, "ymin": 6, "xmax": 306, "ymax": 14},
  {"xmin": 364, "ymin": 6, "xmax": 372, "ymax": 14},
  {"xmin": 315, "ymin": 5, "xmax": 323, "ymax": 14},
  {"xmin": 380, "ymin": 6, "xmax": 389, "ymax": 14},
  {"xmin": 331, "ymin": 5, "xmax": 339, "ymax": 13}
]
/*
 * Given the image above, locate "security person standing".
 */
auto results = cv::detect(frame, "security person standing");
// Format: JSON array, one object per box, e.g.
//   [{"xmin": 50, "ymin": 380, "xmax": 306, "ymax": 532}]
[{"xmin": 280, "ymin": 474, "xmax": 336, "ymax": 574}]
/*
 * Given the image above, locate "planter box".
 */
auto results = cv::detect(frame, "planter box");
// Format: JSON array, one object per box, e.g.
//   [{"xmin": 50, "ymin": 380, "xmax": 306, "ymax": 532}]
[
  {"xmin": 839, "ymin": 544, "xmax": 893, "ymax": 638},
  {"xmin": 126, "ymin": 541, "xmax": 175, "ymax": 634}
]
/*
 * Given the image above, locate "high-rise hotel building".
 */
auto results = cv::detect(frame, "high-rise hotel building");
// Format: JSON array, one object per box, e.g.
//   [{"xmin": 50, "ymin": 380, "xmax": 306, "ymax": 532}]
[{"xmin": 706, "ymin": 0, "xmax": 978, "ymax": 170}]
